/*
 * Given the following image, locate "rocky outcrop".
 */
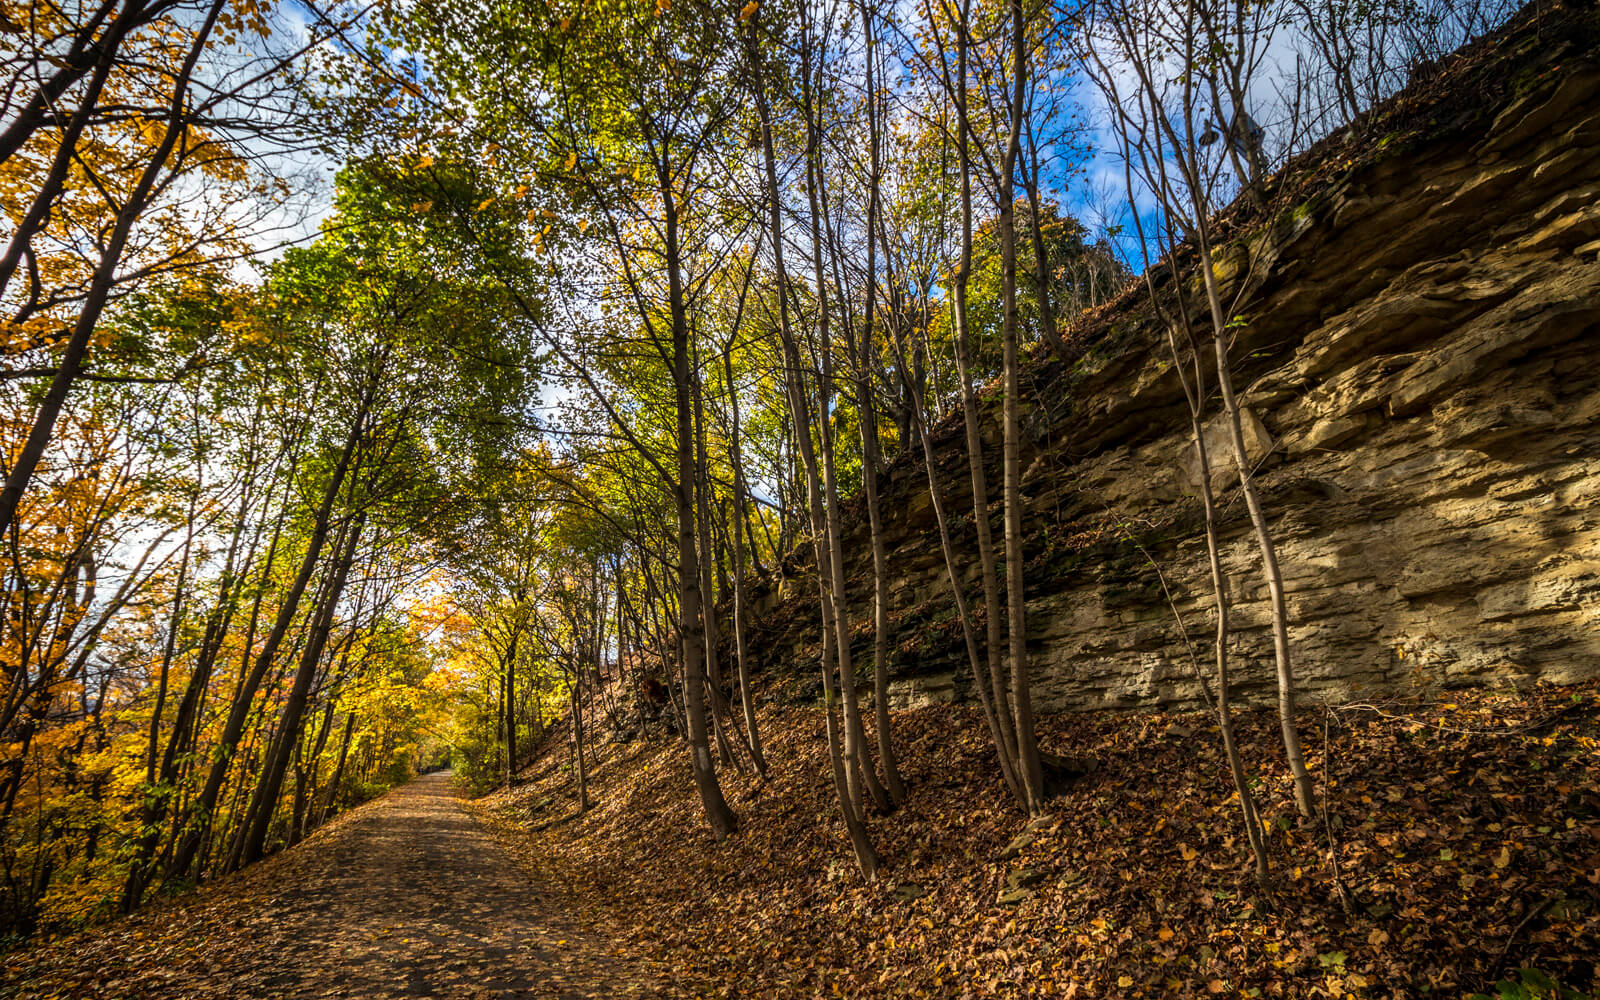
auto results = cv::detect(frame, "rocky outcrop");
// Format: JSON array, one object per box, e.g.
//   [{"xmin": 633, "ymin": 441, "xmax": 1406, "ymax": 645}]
[{"xmin": 740, "ymin": 0, "xmax": 1600, "ymax": 714}]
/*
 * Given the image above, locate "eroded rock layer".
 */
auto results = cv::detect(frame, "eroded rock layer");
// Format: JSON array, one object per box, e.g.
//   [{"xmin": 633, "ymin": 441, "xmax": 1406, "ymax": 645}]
[{"xmin": 740, "ymin": 1, "xmax": 1600, "ymax": 713}]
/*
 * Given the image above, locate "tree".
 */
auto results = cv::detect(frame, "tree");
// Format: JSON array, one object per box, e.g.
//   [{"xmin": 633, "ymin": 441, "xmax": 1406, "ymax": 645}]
[
  {"xmin": 0, "ymin": 0, "xmax": 365, "ymax": 540},
  {"xmin": 1081, "ymin": 0, "xmax": 1316, "ymax": 824}
]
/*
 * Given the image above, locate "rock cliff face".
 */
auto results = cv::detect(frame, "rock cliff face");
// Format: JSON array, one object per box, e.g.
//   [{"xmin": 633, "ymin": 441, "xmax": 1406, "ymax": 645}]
[{"xmin": 740, "ymin": 1, "xmax": 1600, "ymax": 714}]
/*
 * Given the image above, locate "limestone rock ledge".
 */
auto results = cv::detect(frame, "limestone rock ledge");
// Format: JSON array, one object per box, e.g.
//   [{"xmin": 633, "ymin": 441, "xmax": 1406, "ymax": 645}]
[{"xmin": 738, "ymin": 1, "xmax": 1600, "ymax": 713}]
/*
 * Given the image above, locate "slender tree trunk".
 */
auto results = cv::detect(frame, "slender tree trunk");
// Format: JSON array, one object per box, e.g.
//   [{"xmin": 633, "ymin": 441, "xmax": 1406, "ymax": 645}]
[
  {"xmin": 1019, "ymin": 133, "xmax": 1065, "ymax": 357},
  {"xmin": 120, "ymin": 510, "xmax": 195, "ymax": 911},
  {"xmin": 854, "ymin": 0, "xmax": 905, "ymax": 806},
  {"xmin": 889, "ymin": 335, "xmax": 1022, "ymax": 803},
  {"xmin": 693, "ymin": 375, "xmax": 737, "ymax": 767},
  {"xmin": 147, "ymin": 475, "xmax": 258, "ymax": 881},
  {"xmin": 1195, "ymin": 234, "xmax": 1315, "ymax": 820},
  {"xmin": 722, "ymin": 349, "xmax": 766, "ymax": 776},
  {"xmin": 170, "ymin": 395, "xmax": 369, "ymax": 880},
  {"xmin": 1195, "ymin": 417, "xmax": 1270, "ymax": 882},
  {"xmin": 1145, "ymin": 216, "xmax": 1272, "ymax": 879},
  {"xmin": 235, "ymin": 511, "xmax": 366, "ymax": 869},
  {"xmin": 495, "ymin": 656, "xmax": 508, "ymax": 779},
  {"xmin": 571, "ymin": 671, "xmax": 590, "ymax": 812},
  {"xmin": 816, "ymin": 569, "xmax": 878, "ymax": 879},
  {"xmin": 503, "ymin": 625, "xmax": 521, "ymax": 787},
  {"xmin": 665, "ymin": 187, "xmax": 737, "ymax": 840},
  {"xmin": 999, "ymin": 0, "xmax": 1045, "ymax": 815},
  {"xmin": 948, "ymin": 1, "xmax": 1025, "ymax": 805},
  {"xmin": 750, "ymin": 13, "xmax": 877, "ymax": 877},
  {"xmin": 319, "ymin": 712, "xmax": 358, "ymax": 826},
  {"xmin": 802, "ymin": 42, "xmax": 889, "ymax": 815},
  {"xmin": 288, "ymin": 741, "xmax": 309, "ymax": 848}
]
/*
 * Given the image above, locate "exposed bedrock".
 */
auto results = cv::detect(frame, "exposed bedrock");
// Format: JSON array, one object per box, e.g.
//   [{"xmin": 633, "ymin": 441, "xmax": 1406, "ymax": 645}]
[{"xmin": 736, "ymin": 4, "xmax": 1600, "ymax": 714}]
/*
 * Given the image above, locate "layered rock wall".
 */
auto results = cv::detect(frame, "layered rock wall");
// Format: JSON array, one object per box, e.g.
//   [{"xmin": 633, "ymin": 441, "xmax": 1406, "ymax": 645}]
[{"xmin": 739, "ymin": 3, "xmax": 1600, "ymax": 713}]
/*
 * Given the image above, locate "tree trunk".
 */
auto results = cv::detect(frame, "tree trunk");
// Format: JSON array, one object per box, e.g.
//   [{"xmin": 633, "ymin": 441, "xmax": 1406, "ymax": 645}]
[
  {"xmin": 891, "ymin": 338, "xmax": 1021, "ymax": 804},
  {"xmin": 0, "ymin": 0, "xmax": 226, "ymax": 539},
  {"xmin": 571, "ymin": 671, "xmax": 590, "ymax": 812},
  {"xmin": 665, "ymin": 184, "xmax": 737, "ymax": 840},
  {"xmin": 853, "ymin": 0, "xmax": 905, "ymax": 805},
  {"xmin": 722, "ymin": 348, "xmax": 766, "ymax": 776},
  {"xmin": 318, "ymin": 712, "xmax": 358, "ymax": 827},
  {"xmin": 693, "ymin": 375, "xmax": 737, "ymax": 768},
  {"xmin": 1196, "ymin": 236, "xmax": 1315, "ymax": 820},
  {"xmin": 802, "ymin": 45, "xmax": 889, "ymax": 816},
  {"xmin": 169, "ymin": 394, "xmax": 368, "ymax": 880},
  {"xmin": 503, "ymin": 624, "xmax": 521, "ymax": 786},
  {"xmin": 235, "ymin": 511, "xmax": 366, "ymax": 869},
  {"xmin": 1019, "ymin": 131, "xmax": 1065, "ymax": 358},
  {"xmin": 948, "ymin": 1, "xmax": 1025, "ymax": 806},
  {"xmin": 1156, "ymin": 270, "xmax": 1272, "ymax": 883},
  {"xmin": 120, "ymin": 506, "xmax": 195, "ymax": 911},
  {"xmin": 999, "ymin": 0, "xmax": 1046, "ymax": 815},
  {"xmin": 750, "ymin": 12, "xmax": 877, "ymax": 877}
]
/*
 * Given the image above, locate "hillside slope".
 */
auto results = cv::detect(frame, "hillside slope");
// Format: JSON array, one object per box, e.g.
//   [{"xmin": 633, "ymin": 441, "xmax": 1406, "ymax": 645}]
[
  {"xmin": 486, "ymin": 683, "xmax": 1600, "ymax": 997},
  {"xmin": 738, "ymin": 0, "xmax": 1600, "ymax": 713},
  {"xmin": 475, "ymin": 9, "xmax": 1600, "ymax": 998}
]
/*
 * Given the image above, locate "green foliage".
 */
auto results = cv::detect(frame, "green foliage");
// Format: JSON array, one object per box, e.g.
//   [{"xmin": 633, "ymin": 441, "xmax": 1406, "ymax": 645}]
[
  {"xmin": 1471, "ymin": 969, "xmax": 1596, "ymax": 1000},
  {"xmin": 963, "ymin": 200, "xmax": 1130, "ymax": 353}
]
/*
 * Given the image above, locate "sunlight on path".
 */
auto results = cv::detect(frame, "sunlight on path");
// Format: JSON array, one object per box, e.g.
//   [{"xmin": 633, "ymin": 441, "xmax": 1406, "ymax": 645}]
[{"xmin": 5, "ymin": 772, "xmax": 648, "ymax": 999}]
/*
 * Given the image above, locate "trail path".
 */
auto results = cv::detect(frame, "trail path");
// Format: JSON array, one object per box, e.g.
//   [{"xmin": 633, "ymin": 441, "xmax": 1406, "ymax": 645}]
[{"xmin": 4, "ymin": 772, "xmax": 657, "ymax": 999}]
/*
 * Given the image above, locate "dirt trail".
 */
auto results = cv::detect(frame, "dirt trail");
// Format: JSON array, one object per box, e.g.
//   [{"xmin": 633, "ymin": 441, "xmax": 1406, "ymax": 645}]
[{"xmin": 4, "ymin": 772, "xmax": 657, "ymax": 999}]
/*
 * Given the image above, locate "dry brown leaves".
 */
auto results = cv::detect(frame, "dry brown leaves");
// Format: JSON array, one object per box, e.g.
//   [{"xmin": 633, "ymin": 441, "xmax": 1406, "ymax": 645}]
[{"xmin": 480, "ymin": 682, "xmax": 1600, "ymax": 999}]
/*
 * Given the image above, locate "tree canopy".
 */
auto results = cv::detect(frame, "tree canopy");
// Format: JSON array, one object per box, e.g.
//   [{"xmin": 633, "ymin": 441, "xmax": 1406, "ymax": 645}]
[{"xmin": 0, "ymin": 0, "xmax": 1529, "ymax": 941}]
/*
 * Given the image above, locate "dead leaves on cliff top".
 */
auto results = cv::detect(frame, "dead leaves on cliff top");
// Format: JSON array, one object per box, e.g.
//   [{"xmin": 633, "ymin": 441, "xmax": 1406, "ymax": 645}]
[{"xmin": 484, "ymin": 681, "xmax": 1600, "ymax": 998}]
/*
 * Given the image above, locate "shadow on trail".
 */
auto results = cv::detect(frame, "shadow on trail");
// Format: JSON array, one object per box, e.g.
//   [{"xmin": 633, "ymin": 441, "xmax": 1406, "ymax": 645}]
[{"xmin": 3, "ymin": 771, "xmax": 657, "ymax": 1000}]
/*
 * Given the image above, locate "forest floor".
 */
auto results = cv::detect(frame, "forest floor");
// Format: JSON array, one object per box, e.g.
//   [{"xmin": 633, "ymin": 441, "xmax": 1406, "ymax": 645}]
[
  {"xmin": 4, "ymin": 685, "xmax": 1596, "ymax": 1000},
  {"xmin": 481, "ymin": 681, "xmax": 1600, "ymax": 999},
  {"xmin": 0, "ymin": 771, "xmax": 665, "ymax": 999}
]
